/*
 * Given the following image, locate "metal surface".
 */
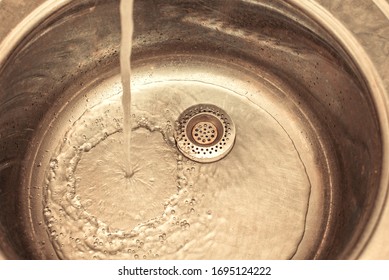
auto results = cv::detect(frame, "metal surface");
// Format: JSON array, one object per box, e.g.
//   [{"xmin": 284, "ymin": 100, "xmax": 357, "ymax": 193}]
[
  {"xmin": 175, "ymin": 104, "xmax": 236, "ymax": 163},
  {"xmin": 0, "ymin": 0, "xmax": 388, "ymax": 259}
]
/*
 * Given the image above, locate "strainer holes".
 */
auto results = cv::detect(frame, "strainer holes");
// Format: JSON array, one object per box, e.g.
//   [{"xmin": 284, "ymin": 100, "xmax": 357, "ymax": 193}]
[{"xmin": 176, "ymin": 104, "xmax": 235, "ymax": 163}]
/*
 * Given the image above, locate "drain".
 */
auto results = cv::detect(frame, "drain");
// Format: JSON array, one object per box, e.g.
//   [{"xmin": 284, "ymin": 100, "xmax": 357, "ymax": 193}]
[{"xmin": 174, "ymin": 104, "xmax": 236, "ymax": 163}]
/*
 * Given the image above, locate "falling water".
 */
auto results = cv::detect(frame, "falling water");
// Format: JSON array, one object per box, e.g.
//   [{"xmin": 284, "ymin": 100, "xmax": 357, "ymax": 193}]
[
  {"xmin": 39, "ymin": 0, "xmax": 314, "ymax": 260},
  {"xmin": 120, "ymin": 0, "xmax": 134, "ymax": 176}
]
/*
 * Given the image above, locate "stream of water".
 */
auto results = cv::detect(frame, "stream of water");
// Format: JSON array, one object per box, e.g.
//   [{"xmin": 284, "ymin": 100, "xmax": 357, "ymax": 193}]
[
  {"xmin": 120, "ymin": 0, "xmax": 134, "ymax": 177},
  {"xmin": 40, "ymin": 0, "xmax": 312, "ymax": 260}
]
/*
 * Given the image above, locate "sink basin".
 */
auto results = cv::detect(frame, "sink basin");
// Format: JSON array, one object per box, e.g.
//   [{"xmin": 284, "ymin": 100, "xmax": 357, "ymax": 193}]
[{"xmin": 0, "ymin": 0, "xmax": 388, "ymax": 259}]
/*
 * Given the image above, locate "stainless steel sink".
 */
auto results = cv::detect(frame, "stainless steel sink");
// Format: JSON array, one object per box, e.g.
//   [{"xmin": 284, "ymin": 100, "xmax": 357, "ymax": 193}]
[{"xmin": 0, "ymin": 0, "xmax": 388, "ymax": 259}]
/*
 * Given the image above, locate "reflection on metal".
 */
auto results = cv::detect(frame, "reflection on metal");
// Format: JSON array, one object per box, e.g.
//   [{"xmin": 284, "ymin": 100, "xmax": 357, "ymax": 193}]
[
  {"xmin": 175, "ymin": 104, "xmax": 236, "ymax": 163},
  {"xmin": 373, "ymin": 0, "xmax": 389, "ymax": 20},
  {"xmin": 0, "ymin": 0, "xmax": 388, "ymax": 259}
]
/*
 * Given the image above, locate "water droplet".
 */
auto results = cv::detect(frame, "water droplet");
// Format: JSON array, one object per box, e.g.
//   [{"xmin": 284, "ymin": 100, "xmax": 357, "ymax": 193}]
[
  {"xmin": 180, "ymin": 220, "xmax": 190, "ymax": 230},
  {"xmin": 83, "ymin": 142, "xmax": 92, "ymax": 152},
  {"xmin": 49, "ymin": 159, "xmax": 58, "ymax": 169}
]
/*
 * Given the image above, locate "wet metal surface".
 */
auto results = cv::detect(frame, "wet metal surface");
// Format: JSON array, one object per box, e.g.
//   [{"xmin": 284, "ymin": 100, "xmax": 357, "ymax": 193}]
[
  {"xmin": 0, "ymin": 0, "xmax": 388, "ymax": 259},
  {"xmin": 175, "ymin": 104, "xmax": 236, "ymax": 163}
]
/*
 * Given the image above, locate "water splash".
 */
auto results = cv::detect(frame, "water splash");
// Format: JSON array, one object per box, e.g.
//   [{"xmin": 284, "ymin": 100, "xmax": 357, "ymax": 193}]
[{"xmin": 42, "ymin": 81, "xmax": 311, "ymax": 259}]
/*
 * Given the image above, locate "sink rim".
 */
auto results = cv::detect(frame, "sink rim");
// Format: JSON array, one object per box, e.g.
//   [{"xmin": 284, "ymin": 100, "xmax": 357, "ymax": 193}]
[
  {"xmin": 0, "ymin": 0, "xmax": 388, "ymax": 259},
  {"xmin": 287, "ymin": 0, "xmax": 389, "ymax": 259}
]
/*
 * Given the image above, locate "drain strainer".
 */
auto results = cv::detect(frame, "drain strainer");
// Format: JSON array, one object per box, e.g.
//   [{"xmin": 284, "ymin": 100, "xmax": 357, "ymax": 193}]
[{"xmin": 174, "ymin": 104, "xmax": 236, "ymax": 163}]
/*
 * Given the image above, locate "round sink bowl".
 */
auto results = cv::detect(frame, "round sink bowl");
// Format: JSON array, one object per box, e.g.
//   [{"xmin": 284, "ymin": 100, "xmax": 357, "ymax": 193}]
[{"xmin": 0, "ymin": 0, "xmax": 388, "ymax": 259}]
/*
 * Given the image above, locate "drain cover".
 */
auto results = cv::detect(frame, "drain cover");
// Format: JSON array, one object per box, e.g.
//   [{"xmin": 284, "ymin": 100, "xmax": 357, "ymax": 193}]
[{"xmin": 174, "ymin": 104, "xmax": 236, "ymax": 163}]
